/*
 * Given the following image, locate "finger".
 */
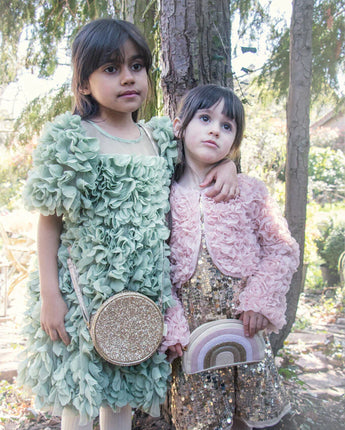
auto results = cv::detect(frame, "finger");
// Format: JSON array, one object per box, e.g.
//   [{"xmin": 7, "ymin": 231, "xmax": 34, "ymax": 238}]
[
  {"xmin": 256, "ymin": 314, "xmax": 263, "ymax": 331},
  {"xmin": 229, "ymin": 185, "xmax": 240, "ymax": 199},
  {"xmin": 204, "ymin": 183, "xmax": 222, "ymax": 198},
  {"xmin": 247, "ymin": 314, "xmax": 258, "ymax": 338},
  {"xmin": 49, "ymin": 329, "xmax": 59, "ymax": 342},
  {"xmin": 58, "ymin": 326, "xmax": 71, "ymax": 346},
  {"xmin": 199, "ymin": 171, "xmax": 216, "ymax": 188},
  {"xmin": 213, "ymin": 185, "xmax": 231, "ymax": 203},
  {"xmin": 176, "ymin": 344, "xmax": 183, "ymax": 357},
  {"xmin": 242, "ymin": 313, "xmax": 250, "ymax": 337},
  {"xmin": 262, "ymin": 317, "xmax": 269, "ymax": 329}
]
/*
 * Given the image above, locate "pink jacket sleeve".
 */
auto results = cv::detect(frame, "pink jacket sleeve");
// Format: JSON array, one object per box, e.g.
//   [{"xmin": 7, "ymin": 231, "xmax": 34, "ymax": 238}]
[
  {"xmin": 160, "ymin": 286, "xmax": 190, "ymax": 354},
  {"xmin": 237, "ymin": 181, "xmax": 300, "ymax": 332}
]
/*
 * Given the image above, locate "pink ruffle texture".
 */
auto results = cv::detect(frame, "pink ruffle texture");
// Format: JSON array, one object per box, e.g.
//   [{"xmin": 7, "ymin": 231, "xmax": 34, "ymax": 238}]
[
  {"xmin": 160, "ymin": 288, "xmax": 190, "ymax": 354},
  {"xmin": 168, "ymin": 175, "xmax": 299, "ymax": 333}
]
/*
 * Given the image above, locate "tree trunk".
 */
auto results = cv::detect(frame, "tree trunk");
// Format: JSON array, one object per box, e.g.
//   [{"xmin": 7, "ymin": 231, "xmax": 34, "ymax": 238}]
[
  {"xmin": 159, "ymin": 0, "xmax": 233, "ymax": 118},
  {"xmin": 121, "ymin": 0, "xmax": 160, "ymax": 120},
  {"xmin": 270, "ymin": 0, "xmax": 314, "ymax": 354}
]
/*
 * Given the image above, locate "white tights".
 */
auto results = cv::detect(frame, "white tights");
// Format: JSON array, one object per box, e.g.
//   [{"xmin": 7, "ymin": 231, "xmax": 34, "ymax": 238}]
[{"xmin": 61, "ymin": 404, "xmax": 132, "ymax": 430}]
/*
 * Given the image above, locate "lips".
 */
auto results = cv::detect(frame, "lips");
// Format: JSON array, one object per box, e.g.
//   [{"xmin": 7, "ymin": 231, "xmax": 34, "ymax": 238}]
[
  {"xmin": 203, "ymin": 139, "xmax": 218, "ymax": 147},
  {"xmin": 118, "ymin": 90, "xmax": 139, "ymax": 98}
]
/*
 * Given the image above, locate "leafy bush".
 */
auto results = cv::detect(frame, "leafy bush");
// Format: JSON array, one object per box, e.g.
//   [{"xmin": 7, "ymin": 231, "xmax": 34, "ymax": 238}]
[
  {"xmin": 308, "ymin": 147, "xmax": 345, "ymax": 204},
  {"xmin": 0, "ymin": 143, "xmax": 34, "ymax": 210},
  {"xmin": 315, "ymin": 219, "xmax": 345, "ymax": 286}
]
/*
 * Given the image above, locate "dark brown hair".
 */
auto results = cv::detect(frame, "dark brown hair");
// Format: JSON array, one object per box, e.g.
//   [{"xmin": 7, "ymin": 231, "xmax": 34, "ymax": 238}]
[{"xmin": 71, "ymin": 18, "xmax": 152, "ymax": 121}]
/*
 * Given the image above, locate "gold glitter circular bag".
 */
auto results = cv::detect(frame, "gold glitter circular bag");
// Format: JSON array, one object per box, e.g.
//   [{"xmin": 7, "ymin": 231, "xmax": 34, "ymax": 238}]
[
  {"xmin": 89, "ymin": 291, "xmax": 164, "ymax": 365},
  {"xmin": 67, "ymin": 259, "xmax": 164, "ymax": 366}
]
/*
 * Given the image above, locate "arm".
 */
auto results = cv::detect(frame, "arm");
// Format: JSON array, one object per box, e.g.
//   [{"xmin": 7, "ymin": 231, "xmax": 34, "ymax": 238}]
[
  {"xmin": 38, "ymin": 214, "xmax": 70, "ymax": 345},
  {"xmin": 200, "ymin": 159, "xmax": 238, "ymax": 202},
  {"xmin": 160, "ymin": 286, "xmax": 190, "ymax": 361},
  {"xmin": 237, "ymin": 182, "xmax": 300, "ymax": 332}
]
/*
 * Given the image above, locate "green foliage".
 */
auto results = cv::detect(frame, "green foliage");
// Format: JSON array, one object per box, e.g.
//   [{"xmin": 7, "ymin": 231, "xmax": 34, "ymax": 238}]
[
  {"xmin": 0, "ymin": 0, "xmax": 117, "ymax": 83},
  {"xmin": 0, "ymin": 143, "xmax": 33, "ymax": 209},
  {"xmin": 315, "ymin": 218, "xmax": 345, "ymax": 285},
  {"xmin": 12, "ymin": 83, "xmax": 73, "ymax": 145},
  {"xmin": 308, "ymin": 147, "xmax": 345, "ymax": 203},
  {"xmin": 257, "ymin": 0, "xmax": 345, "ymax": 104},
  {"xmin": 231, "ymin": 0, "xmax": 269, "ymax": 40},
  {"xmin": 241, "ymin": 100, "xmax": 287, "ymax": 201}
]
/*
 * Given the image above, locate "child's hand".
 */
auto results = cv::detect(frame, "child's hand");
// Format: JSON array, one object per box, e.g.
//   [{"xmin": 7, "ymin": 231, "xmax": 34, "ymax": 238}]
[
  {"xmin": 41, "ymin": 293, "xmax": 70, "ymax": 346},
  {"xmin": 166, "ymin": 343, "xmax": 184, "ymax": 361},
  {"xmin": 200, "ymin": 159, "xmax": 238, "ymax": 202},
  {"xmin": 239, "ymin": 311, "xmax": 269, "ymax": 338}
]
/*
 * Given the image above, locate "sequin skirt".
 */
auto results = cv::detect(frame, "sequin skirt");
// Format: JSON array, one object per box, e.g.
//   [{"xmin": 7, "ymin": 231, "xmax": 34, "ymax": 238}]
[{"xmin": 171, "ymin": 241, "xmax": 290, "ymax": 429}]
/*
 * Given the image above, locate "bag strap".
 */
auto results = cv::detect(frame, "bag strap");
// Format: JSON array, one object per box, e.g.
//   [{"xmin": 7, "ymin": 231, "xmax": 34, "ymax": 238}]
[
  {"xmin": 67, "ymin": 257, "xmax": 91, "ymax": 328},
  {"xmin": 67, "ymin": 242, "xmax": 166, "ymax": 320}
]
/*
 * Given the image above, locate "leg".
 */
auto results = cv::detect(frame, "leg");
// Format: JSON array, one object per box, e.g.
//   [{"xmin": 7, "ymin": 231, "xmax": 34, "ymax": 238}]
[
  {"xmin": 61, "ymin": 407, "xmax": 93, "ymax": 430},
  {"xmin": 99, "ymin": 404, "xmax": 132, "ymax": 430}
]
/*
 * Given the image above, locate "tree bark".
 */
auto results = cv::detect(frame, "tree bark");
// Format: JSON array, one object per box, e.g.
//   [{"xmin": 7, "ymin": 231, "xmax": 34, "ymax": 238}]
[
  {"xmin": 121, "ymin": 0, "xmax": 160, "ymax": 120},
  {"xmin": 270, "ymin": 0, "xmax": 314, "ymax": 354},
  {"xmin": 159, "ymin": 0, "xmax": 232, "ymax": 118}
]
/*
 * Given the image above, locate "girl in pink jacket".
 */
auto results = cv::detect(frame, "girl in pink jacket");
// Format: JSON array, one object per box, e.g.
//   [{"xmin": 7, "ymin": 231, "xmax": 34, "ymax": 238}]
[{"xmin": 161, "ymin": 85, "xmax": 300, "ymax": 430}]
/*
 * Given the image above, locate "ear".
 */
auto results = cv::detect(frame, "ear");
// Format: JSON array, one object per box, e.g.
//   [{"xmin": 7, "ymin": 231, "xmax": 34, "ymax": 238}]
[
  {"xmin": 173, "ymin": 117, "xmax": 182, "ymax": 137},
  {"xmin": 79, "ymin": 83, "xmax": 91, "ymax": 96}
]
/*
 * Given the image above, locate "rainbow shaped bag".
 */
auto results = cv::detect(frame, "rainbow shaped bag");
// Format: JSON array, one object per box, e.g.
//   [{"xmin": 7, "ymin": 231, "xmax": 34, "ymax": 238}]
[{"xmin": 182, "ymin": 319, "xmax": 266, "ymax": 374}]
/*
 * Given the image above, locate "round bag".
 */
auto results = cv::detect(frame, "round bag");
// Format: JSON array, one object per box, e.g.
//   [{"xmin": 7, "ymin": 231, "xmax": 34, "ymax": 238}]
[
  {"xmin": 67, "ymin": 258, "xmax": 164, "ymax": 366},
  {"xmin": 90, "ymin": 291, "xmax": 164, "ymax": 365}
]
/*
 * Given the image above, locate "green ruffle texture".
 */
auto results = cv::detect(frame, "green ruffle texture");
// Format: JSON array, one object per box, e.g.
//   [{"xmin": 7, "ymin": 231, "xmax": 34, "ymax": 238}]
[{"xmin": 18, "ymin": 113, "xmax": 178, "ymax": 423}]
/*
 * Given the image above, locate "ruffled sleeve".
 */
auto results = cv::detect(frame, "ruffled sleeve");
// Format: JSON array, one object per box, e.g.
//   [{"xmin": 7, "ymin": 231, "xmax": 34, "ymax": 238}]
[
  {"xmin": 160, "ymin": 285, "xmax": 190, "ymax": 361},
  {"xmin": 145, "ymin": 116, "xmax": 178, "ymax": 175},
  {"xmin": 237, "ymin": 177, "xmax": 300, "ymax": 332},
  {"xmin": 23, "ymin": 113, "xmax": 99, "ymax": 221}
]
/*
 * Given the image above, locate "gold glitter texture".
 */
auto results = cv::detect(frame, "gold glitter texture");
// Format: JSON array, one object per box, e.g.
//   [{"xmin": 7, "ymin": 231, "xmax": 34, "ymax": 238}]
[
  {"xmin": 171, "ymin": 219, "xmax": 290, "ymax": 429},
  {"xmin": 90, "ymin": 292, "xmax": 164, "ymax": 366}
]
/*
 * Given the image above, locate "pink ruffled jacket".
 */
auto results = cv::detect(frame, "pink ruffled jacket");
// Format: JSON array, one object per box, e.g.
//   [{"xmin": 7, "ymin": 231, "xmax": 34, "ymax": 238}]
[{"xmin": 161, "ymin": 175, "xmax": 300, "ymax": 352}]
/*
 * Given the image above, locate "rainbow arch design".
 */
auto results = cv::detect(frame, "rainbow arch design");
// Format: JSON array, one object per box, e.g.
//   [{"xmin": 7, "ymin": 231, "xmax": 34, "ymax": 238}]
[{"xmin": 182, "ymin": 319, "xmax": 266, "ymax": 374}]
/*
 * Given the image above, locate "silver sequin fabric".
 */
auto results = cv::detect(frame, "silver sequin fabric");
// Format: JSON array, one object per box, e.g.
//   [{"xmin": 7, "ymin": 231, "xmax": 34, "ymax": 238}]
[{"xmin": 171, "ymin": 222, "xmax": 290, "ymax": 430}]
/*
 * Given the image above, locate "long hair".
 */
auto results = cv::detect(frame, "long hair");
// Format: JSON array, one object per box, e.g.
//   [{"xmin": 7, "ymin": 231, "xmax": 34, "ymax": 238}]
[
  {"xmin": 174, "ymin": 84, "xmax": 245, "ymax": 180},
  {"xmin": 71, "ymin": 18, "xmax": 152, "ymax": 121}
]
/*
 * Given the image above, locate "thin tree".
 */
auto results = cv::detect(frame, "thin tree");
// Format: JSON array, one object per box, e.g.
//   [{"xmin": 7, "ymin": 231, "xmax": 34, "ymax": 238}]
[{"xmin": 270, "ymin": 0, "xmax": 314, "ymax": 354}]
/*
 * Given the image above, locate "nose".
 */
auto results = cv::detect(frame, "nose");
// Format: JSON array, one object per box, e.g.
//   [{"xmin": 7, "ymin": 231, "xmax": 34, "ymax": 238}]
[
  {"xmin": 208, "ymin": 123, "xmax": 220, "ymax": 137},
  {"xmin": 120, "ymin": 67, "xmax": 135, "ymax": 85}
]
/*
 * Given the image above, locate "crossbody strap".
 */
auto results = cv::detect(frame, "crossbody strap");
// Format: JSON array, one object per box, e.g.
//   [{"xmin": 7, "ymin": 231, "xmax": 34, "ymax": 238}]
[
  {"xmin": 67, "ymin": 257, "xmax": 91, "ymax": 328},
  {"xmin": 67, "ymin": 242, "xmax": 166, "ymax": 322}
]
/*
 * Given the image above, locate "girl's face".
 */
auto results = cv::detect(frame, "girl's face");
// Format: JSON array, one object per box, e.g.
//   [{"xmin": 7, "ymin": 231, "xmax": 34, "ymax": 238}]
[
  {"xmin": 175, "ymin": 99, "xmax": 237, "ymax": 171},
  {"xmin": 82, "ymin": 39, "xmax": 148, "ymax": 119}
]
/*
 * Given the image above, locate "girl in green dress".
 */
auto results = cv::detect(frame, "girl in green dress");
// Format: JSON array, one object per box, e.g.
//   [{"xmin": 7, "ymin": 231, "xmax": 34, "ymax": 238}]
[{"xmin": 18, "ymin": 18, "xmax": 237, "ymax": 430}]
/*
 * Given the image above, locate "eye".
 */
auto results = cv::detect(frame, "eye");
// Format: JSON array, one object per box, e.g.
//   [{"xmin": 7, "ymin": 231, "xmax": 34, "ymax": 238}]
[
  {"xmin": 131, "ymin": 63, "xmax": 144, "ymax": 72},
  {"xmin": 223, "ymin": 122, "xmax": 232, "ymax": 131},
  {"xmin": 104, "ymin": 65, "xmax": 117, "ymax": 73},
  {"xmin": 199, "ymin": 114, "xmax": 210, "ymax": 123}
]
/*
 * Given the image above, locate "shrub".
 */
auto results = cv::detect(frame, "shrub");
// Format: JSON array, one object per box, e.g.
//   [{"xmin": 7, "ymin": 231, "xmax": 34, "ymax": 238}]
[
  {"xmin": 308, "ymin": 147, "xmax": 345, "ymax": 204},
  {"xmin": 315, "ymin": 219, "xmax": 345, "ymax": 286}
]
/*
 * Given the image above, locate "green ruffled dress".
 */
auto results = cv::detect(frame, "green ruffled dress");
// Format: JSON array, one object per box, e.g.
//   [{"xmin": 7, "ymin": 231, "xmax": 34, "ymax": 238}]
[{"xmin": 17, "ymin": 112, "xmax": 178, "ymax": 424}]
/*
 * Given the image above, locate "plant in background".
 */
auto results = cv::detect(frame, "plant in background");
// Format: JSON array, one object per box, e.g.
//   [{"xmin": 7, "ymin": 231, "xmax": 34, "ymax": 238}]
[
  {"xmin": 315, "ymin": 218, "xmax": 345, "ymax": 286},
  {"xmin": 308, "ymin": 147, "xmax": 345, "ymax": 204}
]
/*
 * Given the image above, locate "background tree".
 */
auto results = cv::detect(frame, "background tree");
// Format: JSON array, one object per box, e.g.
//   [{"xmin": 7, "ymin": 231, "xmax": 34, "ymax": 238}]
[
  {"xmin": 270, "ymin": 0, "xmax": 314, "ymax": 354},
  {"xmin": 257, "ymin": 0, "xmax": 345, "ymax": 106}
]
